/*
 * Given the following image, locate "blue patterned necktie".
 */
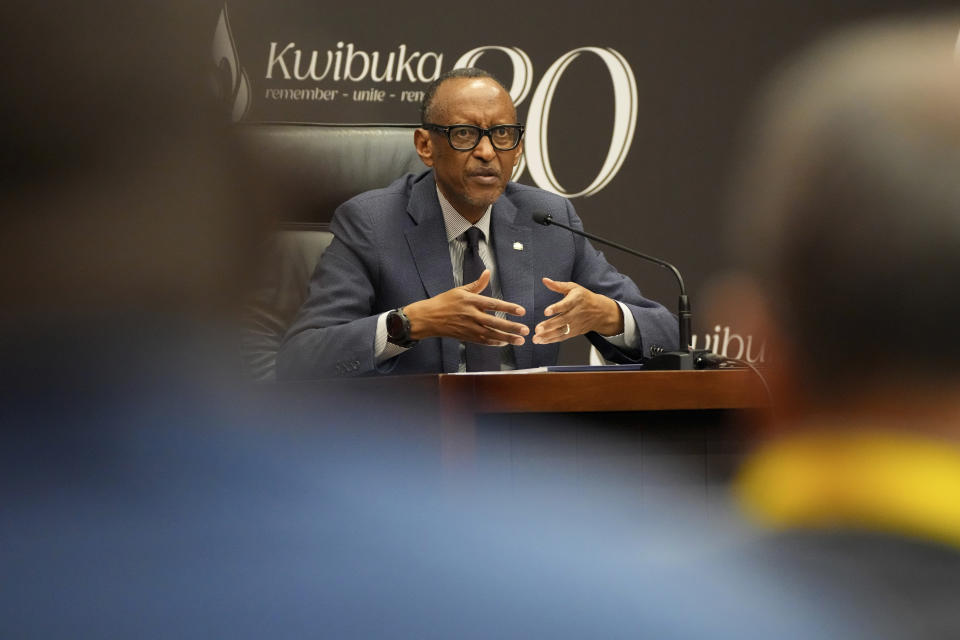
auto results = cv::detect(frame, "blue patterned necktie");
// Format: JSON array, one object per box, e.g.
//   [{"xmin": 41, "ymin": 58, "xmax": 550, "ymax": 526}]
[{"xmin": 462, "ymin": 227, "xmax": 501, "ymax": 372}]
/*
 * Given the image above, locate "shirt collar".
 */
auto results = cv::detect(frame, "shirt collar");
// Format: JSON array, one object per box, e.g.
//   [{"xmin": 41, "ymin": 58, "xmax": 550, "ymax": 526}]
[{"xmin": 437, "ymin": 187, "xmax": 492, "ymax": 243}]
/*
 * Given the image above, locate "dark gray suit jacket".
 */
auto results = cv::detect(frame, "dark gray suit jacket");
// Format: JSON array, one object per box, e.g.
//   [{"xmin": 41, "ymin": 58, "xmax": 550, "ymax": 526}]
[{"xmin": 277, "ymin": 170, "xmax": 677, "ymax": 379}]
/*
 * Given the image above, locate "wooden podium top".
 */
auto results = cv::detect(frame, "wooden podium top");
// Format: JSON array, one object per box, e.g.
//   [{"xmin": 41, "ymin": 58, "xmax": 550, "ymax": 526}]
[
  {"xmin": 434, "ymin": 368, "xmax": 769, "ymax": 414},
  {"xmin": 280, "ymin": 369, "xmax": 769, "ymax": 465}
]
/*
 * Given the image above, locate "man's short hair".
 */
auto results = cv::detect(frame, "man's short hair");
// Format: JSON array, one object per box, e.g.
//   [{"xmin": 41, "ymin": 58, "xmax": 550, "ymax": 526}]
[
  {"xmin": 730, "ymin": 13, "xmax": 960, "ymax": 392},
  {"xmin": 419, "ymin": 67, "xmax": 511, "ymax": 124}
]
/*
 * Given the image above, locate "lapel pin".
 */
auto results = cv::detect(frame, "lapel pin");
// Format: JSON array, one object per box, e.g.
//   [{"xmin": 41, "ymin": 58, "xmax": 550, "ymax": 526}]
[{"xmin": 513, "ymin": 242, "xmax": 524, "ymax": 251}]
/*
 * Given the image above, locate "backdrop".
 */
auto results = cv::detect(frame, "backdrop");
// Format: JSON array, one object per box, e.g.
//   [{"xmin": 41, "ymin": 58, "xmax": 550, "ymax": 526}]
[{"xmin": 212, "ymin": 0, "xmax": 954, "ymax": 364}]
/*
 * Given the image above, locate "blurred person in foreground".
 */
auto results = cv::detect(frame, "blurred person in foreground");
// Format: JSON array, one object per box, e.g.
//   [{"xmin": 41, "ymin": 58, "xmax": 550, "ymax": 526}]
[{"xmin": 721, "ymin": 12, "xmax": 960, "ymax": 638}]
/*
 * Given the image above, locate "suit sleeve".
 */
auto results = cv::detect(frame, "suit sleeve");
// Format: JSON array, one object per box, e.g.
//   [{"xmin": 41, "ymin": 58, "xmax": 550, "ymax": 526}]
[
  {"xmin": 563, "ymin": 199, "xmax": 679, "ymax": 363},
  {"xmin": 276, "ymin": 199, "xmax": 399, "ymax": 379}
]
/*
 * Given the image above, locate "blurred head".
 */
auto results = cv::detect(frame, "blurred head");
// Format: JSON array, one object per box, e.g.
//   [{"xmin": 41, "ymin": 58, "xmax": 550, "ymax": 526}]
[
  {"xmin": 727, "ymin": 14, "xmax": 960, "ymax": 410},
  {"xmin": 0, "ymin": 3, "xmax": 267, "ymax": 322},
  {"xmin": 415, "ymin": 68, "xmax": 523, "ymax": 223}
]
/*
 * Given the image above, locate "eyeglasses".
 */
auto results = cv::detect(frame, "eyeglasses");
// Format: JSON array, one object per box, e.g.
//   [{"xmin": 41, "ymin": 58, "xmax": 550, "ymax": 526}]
[{"xmin": 422, "ymin": 123, "xmax": 525, "ymax": 151}]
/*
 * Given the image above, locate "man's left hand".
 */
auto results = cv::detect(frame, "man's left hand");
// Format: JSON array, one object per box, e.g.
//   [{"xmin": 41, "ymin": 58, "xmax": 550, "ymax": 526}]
[{"xmin": 532, "ymin": 277, "xmax": 624, "ymax": 344}]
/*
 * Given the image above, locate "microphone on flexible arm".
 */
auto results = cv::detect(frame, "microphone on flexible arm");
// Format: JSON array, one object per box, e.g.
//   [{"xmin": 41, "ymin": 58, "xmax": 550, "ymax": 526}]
[{"xmin": 531, "ymin": 211, "xmax": 719, "ymax": 370}]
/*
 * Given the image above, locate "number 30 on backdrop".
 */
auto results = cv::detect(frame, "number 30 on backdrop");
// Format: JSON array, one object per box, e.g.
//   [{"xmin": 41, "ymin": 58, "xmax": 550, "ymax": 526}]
[{"xmin": 454, "ymin": 46, "xmax": 638, "ymax": 198}]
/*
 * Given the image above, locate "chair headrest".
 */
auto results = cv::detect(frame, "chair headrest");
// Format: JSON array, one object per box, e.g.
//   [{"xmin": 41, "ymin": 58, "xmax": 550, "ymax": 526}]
[{"xmin": 235, "ymin": 123, "xmax": 425, "ymax": 227}]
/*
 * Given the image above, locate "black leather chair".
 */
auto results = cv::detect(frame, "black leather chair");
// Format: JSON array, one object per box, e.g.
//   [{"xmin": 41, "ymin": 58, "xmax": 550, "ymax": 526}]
[{"xmin": 237, "ymin": 123, "xmax": 424, "ymax": 380}]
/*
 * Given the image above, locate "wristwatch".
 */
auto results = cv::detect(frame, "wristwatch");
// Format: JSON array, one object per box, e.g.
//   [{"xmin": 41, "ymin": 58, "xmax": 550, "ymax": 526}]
[{"xmin": 386, "ymin": 307, "xmax": 417, "ymax": 348}]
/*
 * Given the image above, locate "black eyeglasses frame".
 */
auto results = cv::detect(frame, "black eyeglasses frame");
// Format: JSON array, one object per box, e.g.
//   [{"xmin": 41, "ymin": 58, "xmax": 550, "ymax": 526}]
[{"xmin": 422, "ymin": 123, "xmax": 525, "ymax": 151}]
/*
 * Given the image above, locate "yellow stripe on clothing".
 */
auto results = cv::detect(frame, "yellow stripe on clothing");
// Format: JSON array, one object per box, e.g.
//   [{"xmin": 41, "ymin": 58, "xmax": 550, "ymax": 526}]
[{"xmin": 736, "ymin": 430, "xmax": 960, "ymax": 549}]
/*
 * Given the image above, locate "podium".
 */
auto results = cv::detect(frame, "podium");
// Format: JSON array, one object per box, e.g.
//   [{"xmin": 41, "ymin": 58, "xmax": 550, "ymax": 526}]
[
  {"xmin": 422, "ymin": 368, "xmax": 770, "ymax": 467},
  {"xmin": 304, "ymin": 368, "xmax": 768, "ymax": 461},
  {"xmin": 277, "ymin": 368, "xmax": 768, "ymax": 502}
]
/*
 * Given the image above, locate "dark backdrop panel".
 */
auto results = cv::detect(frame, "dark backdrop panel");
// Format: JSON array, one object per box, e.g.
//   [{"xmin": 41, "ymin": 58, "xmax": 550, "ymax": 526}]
[{"xmin": 217, "ymin": 0, "xmax": 956, "ymax": 363}]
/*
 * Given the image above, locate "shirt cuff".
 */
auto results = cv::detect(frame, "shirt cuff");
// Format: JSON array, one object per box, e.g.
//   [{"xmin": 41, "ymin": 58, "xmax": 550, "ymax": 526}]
[
  {"xmin": 600, "ymin": 301, "xmax": 639, "ymax": 349},
  {"xmin": 375, "ymin": 312, "xmax": 412, "ymax": 364}
]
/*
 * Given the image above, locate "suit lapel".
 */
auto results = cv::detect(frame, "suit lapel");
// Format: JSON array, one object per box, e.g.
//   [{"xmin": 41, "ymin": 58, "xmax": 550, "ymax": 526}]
[
  {"xmin": 491, "ymin": 197, "xmax": 534, "ymax": 370},
  {"xmin": 404, "ymin": 172, "xmax": 459, "ymax": 373}
]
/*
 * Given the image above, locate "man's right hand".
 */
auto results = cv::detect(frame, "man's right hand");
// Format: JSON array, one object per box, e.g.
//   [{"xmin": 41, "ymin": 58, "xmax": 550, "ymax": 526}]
[{"xmin": 404, "ymin": 270, "xmax": 528, "ymax": 346}]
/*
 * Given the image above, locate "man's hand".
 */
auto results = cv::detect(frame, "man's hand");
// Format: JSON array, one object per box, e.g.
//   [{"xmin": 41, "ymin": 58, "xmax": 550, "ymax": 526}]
[
  {"xmin": 404, "ymin": 270, "xmax": 528, "ymax": 346},
  {"xmin": 532, "ymin": 277, "xmax": 623, "ymax": 344}
]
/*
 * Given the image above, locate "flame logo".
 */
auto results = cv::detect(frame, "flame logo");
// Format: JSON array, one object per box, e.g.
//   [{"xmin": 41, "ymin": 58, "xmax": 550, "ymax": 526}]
[{"xmin": 212, "ymin": 3, "xmax": 250, "ymax": 122}]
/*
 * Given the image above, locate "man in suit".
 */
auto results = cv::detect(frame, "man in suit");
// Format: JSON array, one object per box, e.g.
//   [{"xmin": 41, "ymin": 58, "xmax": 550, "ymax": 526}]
[{"xmin": 277, "ymin": 68, "xmax": 677, "ymax": 378}]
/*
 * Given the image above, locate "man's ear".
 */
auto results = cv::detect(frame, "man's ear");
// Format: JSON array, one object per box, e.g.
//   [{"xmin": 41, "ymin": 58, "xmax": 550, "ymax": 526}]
[
  {"xmin": 509, "ymin": 142, "xmax": 523, "ymax": 181},
  {"xmin": 414, "ymin": 128, "xmax": 434, "ymax": 167}
]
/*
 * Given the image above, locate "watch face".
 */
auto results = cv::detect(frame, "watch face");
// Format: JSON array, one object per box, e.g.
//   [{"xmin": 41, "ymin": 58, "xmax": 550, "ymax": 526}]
[{"xmin": 386, "ymin": 311, "xmax": 404, "ymax": 339}]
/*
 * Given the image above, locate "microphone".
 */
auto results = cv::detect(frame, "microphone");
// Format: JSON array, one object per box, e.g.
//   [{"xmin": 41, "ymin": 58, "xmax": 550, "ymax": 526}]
[{"xmin": 532, "ymin": 211, "xmax": 714, "ymax": 370}]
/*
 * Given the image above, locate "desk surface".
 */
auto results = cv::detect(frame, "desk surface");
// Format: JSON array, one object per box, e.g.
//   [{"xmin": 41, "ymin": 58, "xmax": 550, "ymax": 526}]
[{"xmin": 435, "ymin": 368, "xmax": 769, "ymax": 414}]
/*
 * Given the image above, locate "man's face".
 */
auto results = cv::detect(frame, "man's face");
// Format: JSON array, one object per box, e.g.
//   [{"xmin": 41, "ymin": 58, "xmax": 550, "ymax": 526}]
[{"xmin": 415, "ymin": 77, "xmax": 522, "ymax": 222}]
